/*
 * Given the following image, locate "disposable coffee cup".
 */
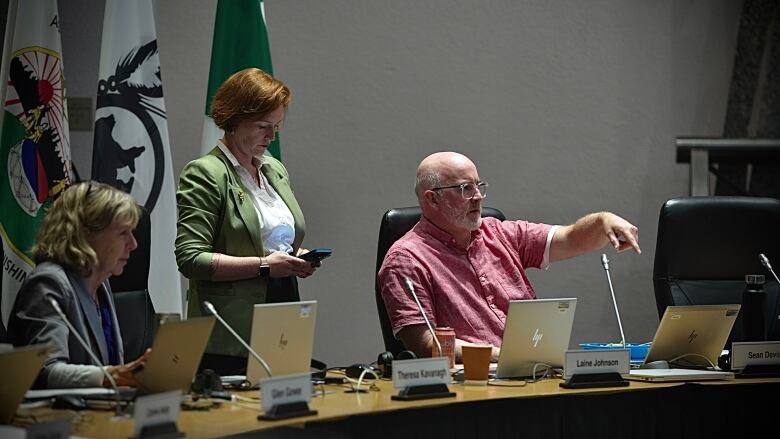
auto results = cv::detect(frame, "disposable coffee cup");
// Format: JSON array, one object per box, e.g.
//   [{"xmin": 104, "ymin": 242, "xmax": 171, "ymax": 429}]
[{"xmin": 461, "ymin": 344, "xmax": 492, "ymax": 386}]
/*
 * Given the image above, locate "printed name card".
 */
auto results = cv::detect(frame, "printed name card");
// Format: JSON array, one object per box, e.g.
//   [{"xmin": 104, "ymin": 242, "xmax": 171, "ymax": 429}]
[
  {"xmin": 133, "ymin": 390, "xmax": 182, "ymax": 437},
  {"xmin": 731, "ymin": 341, "xmax": 780, "ymax": 371},
  {"xmin": 260, "ymin": 373, "xmax": 313, "ymax": 412},
  {"xmin": 0, "ymin": 417, "xmax": 72, "ymax": 439},
  {"xmin": 392, "ymin": 357, "xmax": 450, "ymax": 389},
  {"xmin": 564, "ymin": 349, "xmax": 630, "ymax": 379}
]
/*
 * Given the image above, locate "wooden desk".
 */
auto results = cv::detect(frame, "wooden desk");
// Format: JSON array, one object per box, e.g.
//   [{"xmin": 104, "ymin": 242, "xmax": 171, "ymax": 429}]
[{"xmin": 21, "ymin": 377, "xmax": 780, "ymax": 438}]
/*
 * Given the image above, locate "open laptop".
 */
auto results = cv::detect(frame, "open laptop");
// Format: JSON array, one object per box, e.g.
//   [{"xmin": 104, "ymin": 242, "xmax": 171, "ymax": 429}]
[
  {"xmin": 627, "ymin": 304, "xmax": 739, "ymax": 382},
  {"xmin": 246, "ymin": 301, "xmax": 317, "ymax": 386},
  {"xmin": 134, "ymin": 316, "xmax": 215, "ymax": 394},
  {"xmin": 494, "ymin": 298, "xmax": 577, "ymax": 379},
  {"xmin": 0, "ymin": 344, "xmax": 48, "ymax": 423}
]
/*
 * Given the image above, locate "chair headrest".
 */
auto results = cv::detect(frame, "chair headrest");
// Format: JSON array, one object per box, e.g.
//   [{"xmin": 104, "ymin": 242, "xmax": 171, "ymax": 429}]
[{"xmin": 653, "ymin": 196, "xmax": 780, "ymax": 280}]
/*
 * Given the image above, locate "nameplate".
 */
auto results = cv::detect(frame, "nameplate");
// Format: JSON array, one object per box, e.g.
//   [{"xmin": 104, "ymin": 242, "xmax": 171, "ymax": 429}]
[
  {"xmin": 0, "ymin": 417, "xmax": 72, "ymax": 439},
  {"xmin": 731, "ymin": 341, "xmax": 780, "ymax": 371},
  {"xmin": 392, "ymin": 357, "xmax": 450, "ymax": 389},
  {"xmin": 564, "ymin": 349, "xmax": 630, "ymax": 379},
  {"xmin": 260, "ymin": 373, "xmax": 313, "ymax": 412},
  {"xmin": 133, "ymin": 390, "xmax": 182, "ymax": 437}
]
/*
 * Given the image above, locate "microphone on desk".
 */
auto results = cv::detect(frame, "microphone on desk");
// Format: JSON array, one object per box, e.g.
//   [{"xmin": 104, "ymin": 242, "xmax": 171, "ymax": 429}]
[
  {"xmin": 202, "ymin": 301, "xmax": 273, "ymax": 378},
  {"xmin": 601, "ymin": 254, "xmax": 626, "ymax": 347},
  {"xmin": 45, "ymin": 293, "xmax": 125, "ymax": 418},
  {"xmin": 403, "ymin": 277, "xmax": 443, "ymax": 357}
]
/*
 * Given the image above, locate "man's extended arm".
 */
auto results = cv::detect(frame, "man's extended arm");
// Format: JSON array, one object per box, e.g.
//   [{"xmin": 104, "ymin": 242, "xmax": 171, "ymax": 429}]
[{"xmin": 549, "ymin": 212, "xmax": 640, "ymax": 263}]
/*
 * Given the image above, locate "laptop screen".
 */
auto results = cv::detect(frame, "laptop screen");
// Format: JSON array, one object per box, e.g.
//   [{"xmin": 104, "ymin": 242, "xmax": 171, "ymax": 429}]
[
  {"xmin": 0, "ymin": 345, "xmax": 48, "ymax": 423},
  {"xmin": 643, "ymin": 304, "xmax": 739, "ymax": 368},
  {"xmin": 135, "ymin": 316, "xmax": 215, "ymax": 395},
  {"xmin": 495, "ymin": 298, "xmax": 577, "ymax": 379},
  {"xmin": 246, "ymin": 301, "xmax": 317, "ymax": 386}
]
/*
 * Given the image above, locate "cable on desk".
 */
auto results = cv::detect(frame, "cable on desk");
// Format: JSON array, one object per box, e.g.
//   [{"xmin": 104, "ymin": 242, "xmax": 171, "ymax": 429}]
[
  {"xmin": 488, "ymin": 379, "xmax": 527, "ymax": 387},
  {"xmin": 355, "ymin": 366, "xmax": 379, "ymax": 391},
  {"xmin": 669, "ymin": 353, "xmax": 717, "ymax": 369},
  {"xmin": 524, "ymin": 363, "xmax": 562, "ymax": 383}
]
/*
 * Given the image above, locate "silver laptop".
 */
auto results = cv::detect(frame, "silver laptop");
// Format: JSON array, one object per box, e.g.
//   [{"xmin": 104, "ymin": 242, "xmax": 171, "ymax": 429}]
[
  {"xmin": 246, "ymin": 301, "xmax": 317, "ymax": 386},
  {"xmin": 642, "ymin": 304, "xmax": 739, "ymax": 368},
  {"xmin": 0, "ymin": 344, "xmax": 48, "ymax": 423},
  {"xmin": 495, "ymin": 298, "xmax": 577, "ymax": 379},
  {"xmin": 627, "ymin": 304, "xmax": 739, "ymax": 382},
  {"xmin": 627, "ymin": 367, "xmax": 734, "ymax": 382},
  {"xmin": 135, "ymin": 316, "xmax": 215, "ymax": 394}
]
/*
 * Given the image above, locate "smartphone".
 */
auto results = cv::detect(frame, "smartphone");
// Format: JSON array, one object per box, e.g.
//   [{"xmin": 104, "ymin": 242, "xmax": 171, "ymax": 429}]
[{"xmin": 299, "ymin": 247, "xmax": 332, "ymax": 262}]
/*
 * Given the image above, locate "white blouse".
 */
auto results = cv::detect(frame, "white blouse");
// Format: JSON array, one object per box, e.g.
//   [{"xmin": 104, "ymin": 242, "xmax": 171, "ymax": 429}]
[{"xmin": 217, "ymin": 142, "xmax": 295, "ymax": 253}]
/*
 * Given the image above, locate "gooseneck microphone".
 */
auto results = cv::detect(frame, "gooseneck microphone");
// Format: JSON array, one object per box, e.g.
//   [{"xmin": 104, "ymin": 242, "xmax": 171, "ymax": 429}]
[
  {"xmin": 45, "ymin": 294, "xmax": 124, "ymax": 418},
  {"xmin": 759, "ymin": 253, "xmax": 780, "ymax": 337},
  {"xmin": 760, "ymin": 254, "xmax": 780, "ymax": 284},
  {"xmin": 202, "ymin": 301, "xmax": 273, "ymax": 377},
  {"xmin": 601, "ymin": 254, "xmax": 626, "ymax": 347},
  {"xmin": 403, "ymin": 278, "xmax": 443, "ymax": 357}
]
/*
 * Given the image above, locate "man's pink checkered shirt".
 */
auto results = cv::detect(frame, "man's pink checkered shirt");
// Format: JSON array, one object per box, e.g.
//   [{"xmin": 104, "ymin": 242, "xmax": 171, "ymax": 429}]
[{"xmin": 379, "ymin": 216, "xmax": 554, "ymax": 348}]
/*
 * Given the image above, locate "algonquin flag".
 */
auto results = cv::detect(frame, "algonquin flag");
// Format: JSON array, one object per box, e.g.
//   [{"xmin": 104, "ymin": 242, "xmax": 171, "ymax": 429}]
[
  {"xmin": 0, "ymin": 0, "xmax": 74, "ymax": 325},
  {"xmin": 200, "ymin": 0, "xmax": 281, "ymax": 159},
  {"xmin": 91, "ymin": 0, "xmax": 181, "ymax": 315}
]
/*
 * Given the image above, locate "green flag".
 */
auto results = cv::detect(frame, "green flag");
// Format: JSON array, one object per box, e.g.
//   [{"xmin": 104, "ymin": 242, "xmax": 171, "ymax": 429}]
[
  {"xmin": 201, "ymin": 0, "xmax": 280, "ymax": 159},
  {"xmin": 1, "ymin": 0, "xmax": 73, "ymax": 325}
]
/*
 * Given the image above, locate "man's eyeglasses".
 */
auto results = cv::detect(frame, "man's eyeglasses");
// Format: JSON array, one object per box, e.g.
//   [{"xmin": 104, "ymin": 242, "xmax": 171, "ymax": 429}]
[{"xmin": 430, "ymin": 181, "xmax": 488, "ymax": 199}]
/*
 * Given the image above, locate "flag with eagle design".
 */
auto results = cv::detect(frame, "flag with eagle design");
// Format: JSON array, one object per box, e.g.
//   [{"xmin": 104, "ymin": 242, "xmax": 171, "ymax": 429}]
[{"xmin": 91, "ymin": 0, "xmax": 182, "ymax": 315}]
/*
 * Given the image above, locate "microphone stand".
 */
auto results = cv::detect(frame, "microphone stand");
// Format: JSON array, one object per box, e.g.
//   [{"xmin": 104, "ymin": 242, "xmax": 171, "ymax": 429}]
[
  {"xmin": 601, "ymin": 254, "xmax": 626, "ymax": 347},
  {"xmin": 560, "ymin": 256, "xmax": 631, "ymax": 388},
  {"xmin": 203, "ymin": 301, "xmax": 273, "ymax": 378},
  {"xmin": 403, "ymin": 278, "xmax": 442, "ymax": 357},
  {"xmin": 760, "ymin": 253, "xmax": 780, "ymax": 339},
  {"xmin": 46, "ymin": 295, "xmax": 127, "ymax": 419},
  {"xmin": 392, "ymin": 278, "xmax": 455, "ymax": 401}
]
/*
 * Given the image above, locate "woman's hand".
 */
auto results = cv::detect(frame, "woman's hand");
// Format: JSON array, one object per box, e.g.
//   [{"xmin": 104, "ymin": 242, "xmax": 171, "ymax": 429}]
[
  {"xmin": 266, "ymin": 251, "xmax": 318, "ymax": 278},
  {"xmin": 104, "ymin": 348, "xmax": 151, "ymax": 387}
]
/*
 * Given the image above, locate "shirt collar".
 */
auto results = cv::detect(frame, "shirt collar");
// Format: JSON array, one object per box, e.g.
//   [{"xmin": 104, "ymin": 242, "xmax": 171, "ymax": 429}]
[{"xmin": 217, "ymin": 140, "xmax": 265, "ymax": 169}]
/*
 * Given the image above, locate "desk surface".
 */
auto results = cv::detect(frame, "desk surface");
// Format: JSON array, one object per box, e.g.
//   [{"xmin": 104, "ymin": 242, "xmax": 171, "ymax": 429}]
[{"xmin": 18, "ymin": 376, "xmax": 780, "ymax": 439}]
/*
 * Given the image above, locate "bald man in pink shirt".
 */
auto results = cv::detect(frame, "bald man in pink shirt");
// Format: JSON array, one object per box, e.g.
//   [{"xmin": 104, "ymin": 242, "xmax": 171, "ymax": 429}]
[{"xmin": 378, "ymin": 152, "xmax": 641, "ymax": 362}]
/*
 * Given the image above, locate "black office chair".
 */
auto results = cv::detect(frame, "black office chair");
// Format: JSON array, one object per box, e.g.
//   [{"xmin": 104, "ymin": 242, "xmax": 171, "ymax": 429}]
[
  {"xmin": 652, "ymin": 196, "xmax": 780, "ymax": 345},
  {"xmin": 374, "ymin": 206, "xmax": 506, "ymax": 355},
  {"xmin": 109, "ymin": 206, "xmax": 157, "ymax": 360}
]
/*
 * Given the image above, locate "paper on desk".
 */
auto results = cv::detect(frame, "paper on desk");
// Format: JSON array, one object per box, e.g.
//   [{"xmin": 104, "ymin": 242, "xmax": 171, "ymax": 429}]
[{"xmin": 25, "ymin": 387, "xmax": 113, "ymax": 399}]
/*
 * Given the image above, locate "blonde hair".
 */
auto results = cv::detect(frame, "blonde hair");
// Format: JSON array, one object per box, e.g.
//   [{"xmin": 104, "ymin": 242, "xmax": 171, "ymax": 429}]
[
  {"xmin": 31, "ymin": 182, "xmax": 140, "ymax": 272},
  {"xmin": 211, "ymin": 68, "xmax": 291, "ymax": 131}
]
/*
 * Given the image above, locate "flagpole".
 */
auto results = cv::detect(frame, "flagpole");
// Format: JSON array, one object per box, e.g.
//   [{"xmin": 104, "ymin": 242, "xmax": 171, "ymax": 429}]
[{"xmin": 0, "ymin": 0, "xmax": 19, "ymax": 137}]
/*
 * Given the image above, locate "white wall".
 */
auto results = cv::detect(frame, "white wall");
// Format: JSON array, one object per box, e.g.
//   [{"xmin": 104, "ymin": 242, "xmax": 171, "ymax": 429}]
[{"xmin": 62, "ymin": 0, "xmax": 742, "ymax": 367}]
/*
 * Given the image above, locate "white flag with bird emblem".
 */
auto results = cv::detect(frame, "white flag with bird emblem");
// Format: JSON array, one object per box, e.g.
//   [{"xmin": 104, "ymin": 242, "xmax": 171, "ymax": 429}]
[{"xmin": 91, "ymin": 0, "xmax": 182, "ymax": 315}]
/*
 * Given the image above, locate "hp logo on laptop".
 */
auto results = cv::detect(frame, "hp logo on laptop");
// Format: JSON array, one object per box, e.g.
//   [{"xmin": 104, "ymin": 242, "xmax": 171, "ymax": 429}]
[
  {"xmin": 532, "ymin": 328, "xmax": 543, "ymax": 347},
  {"xmin": 688, "ymin": 330, "xmax": 698, "ymax": 344},
  {"xmin": 279, "ymin": 333, "xmax": 288, "ymax": 349}
]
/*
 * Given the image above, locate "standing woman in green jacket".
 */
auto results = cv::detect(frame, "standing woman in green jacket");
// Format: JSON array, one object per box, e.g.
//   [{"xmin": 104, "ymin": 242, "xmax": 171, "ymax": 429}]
[{"xmin": 176, "ymin": 68, "xmax": 318, "ymax": 375}]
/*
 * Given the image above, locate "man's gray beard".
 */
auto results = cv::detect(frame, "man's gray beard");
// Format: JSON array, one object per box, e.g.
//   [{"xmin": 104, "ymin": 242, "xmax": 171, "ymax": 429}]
[
  {"xmin": 443, "ymin": 200, "xmax": 482, "ymax": 231},
  {"xmin": 463, "ymin": 215, "xmax": 482, "ymax": 231}
]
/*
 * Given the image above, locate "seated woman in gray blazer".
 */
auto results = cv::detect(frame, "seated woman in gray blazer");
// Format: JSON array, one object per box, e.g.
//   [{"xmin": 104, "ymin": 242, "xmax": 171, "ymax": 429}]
[{"xmin": 8, "ymin": 182, "xmax": 149, "ymax": 388}]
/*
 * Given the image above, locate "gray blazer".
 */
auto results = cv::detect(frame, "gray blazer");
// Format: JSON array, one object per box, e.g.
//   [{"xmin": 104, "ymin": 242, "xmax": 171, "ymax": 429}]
[{"xmin": 8, "ymin": 262, "xmax": 125, "ymax": 388}]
